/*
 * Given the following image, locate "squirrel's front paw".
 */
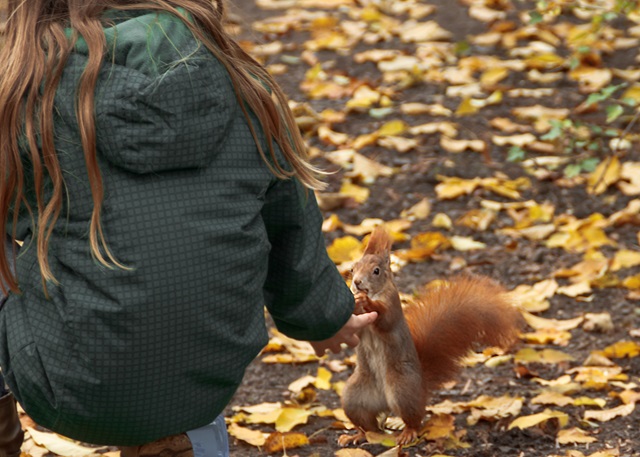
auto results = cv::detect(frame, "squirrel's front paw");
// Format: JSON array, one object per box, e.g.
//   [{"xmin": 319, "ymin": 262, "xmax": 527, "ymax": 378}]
[{"xmin": 354, "ymin": 291, "xmax": 370, "ymax": 315}]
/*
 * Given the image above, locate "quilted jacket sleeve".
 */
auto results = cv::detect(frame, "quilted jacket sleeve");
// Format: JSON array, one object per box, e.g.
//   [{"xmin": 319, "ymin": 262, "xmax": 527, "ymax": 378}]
[{"xmin": 261, "ymin": 177, "xmax": 354, "ymax": 341}]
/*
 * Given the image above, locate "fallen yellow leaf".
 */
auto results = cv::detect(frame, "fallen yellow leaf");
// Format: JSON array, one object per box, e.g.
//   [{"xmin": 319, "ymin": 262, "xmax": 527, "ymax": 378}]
[
  {"xmin": 27, "ymin": 428, "xmax": 104, "ymax": 457},
  {"xmin": 556, "ymin": 427, "xmax": 597, "ymax": 445},
  {"xmin": 227, "ymin": 423, "xmax": 269, "ymax": 447},
  {"xmin": 263, "ymin": 431, "xmax": 309, "ymax": 452},
  {"xmin": 397, "ymin": 231, "xmax": 451, "ymax": 261},
  {"xmin": 508, "ymin": 409, "xmax": 569, "ymax": 430},
  {"xmin": 531, "ymin": 391, "xmax": 574, "ymax": 407},
  {"xmin": 377, "ymin": 120, "xmax": 409, "ymax": 137},
  {"xmin": 340, "ymin": 180, "xmax": 370, "ymax": 204},
  {"xmin": 432, "ymin": 213, "xmax": 453, "ymax": 230},
  {"xmin": 275, "ymin": 407, "xmax": 313, "ymax": 432},
  {"xmin": 587, "ymin": 156, "xmax": 621, "ymax": 195},
  {"xmin": 584, "ymin": 402, "xmax": 636, "ymax": 422},
  {"xmin": 618, "ymin": 161, "xmax": 640, "ymax": 196},
  {"xmin": 399, "ymin": 20, "xmax": 452, "ymax": 42},
  {"xmin": 449, "ymin": 236, "xmax": 486, "ymax": 251},
  {"xmin": 346, "ymin": 152, "xmax": 394, "ymax": 183},
  {"xmin": 335, "ymin": 448, "xmax": 375, "ymax": 457},
  {"xmin": 602, "ymin": 340, "xmax": 640, "ymax": 358},
  {"xmin": 508, "ymin": 279, "xmax": 558, "ymax": 313},
  {"xmin": 435, "ymin": 176, "xmax": 482, "ymax": 200},
  {"xmin": 314, "ymin": 366, "xmax": 332, "ymax": 390},
  {"xmin": 514, "ymin": 348, "xmax": 576, "ymax": 364},
  {"xmin": 400, "ymin": 197, "xmax": 431, "ymax": 221},
  {"xmin": 556, "ymin": 280, "xmax": 592, "ymax": 297},
  {"xmin": 492, "ymin": 133, "xmax": 537, "ymax": 147},
  {"xmin": 611, "ymin": 249, "xmax": 640, "ymax": 271},
  {"xmin": 440, "ymin": 136, "xmax": 486, "ymax": 153},
  {"xmin": 480, "ymin": 67, "xmax": 510, "ymax": 87},
  {"xmin": 521, "ymin": 311, "xmax": 584, "ymax": 331},
  {"xmin": 327, "ymin": 236, "xmax": 364, "ymax": 264}
]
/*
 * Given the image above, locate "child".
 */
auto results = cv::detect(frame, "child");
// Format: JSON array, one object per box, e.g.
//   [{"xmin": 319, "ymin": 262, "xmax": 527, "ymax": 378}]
[{"xmin": 0, "ymin": 1, "xmax": 376, "ymax": 455}]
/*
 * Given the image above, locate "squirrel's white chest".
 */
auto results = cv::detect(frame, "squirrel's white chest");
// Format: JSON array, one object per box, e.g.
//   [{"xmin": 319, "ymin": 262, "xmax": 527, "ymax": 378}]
[{"xmin": 360, "ymin": 329, "xmax": 390, "ymax": 383}]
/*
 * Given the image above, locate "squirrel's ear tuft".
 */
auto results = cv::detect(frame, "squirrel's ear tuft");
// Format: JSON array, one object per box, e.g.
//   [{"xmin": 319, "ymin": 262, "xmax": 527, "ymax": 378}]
[{"xmin": 364, "ymin": 227, "xmax": 392, "ymax": 256}]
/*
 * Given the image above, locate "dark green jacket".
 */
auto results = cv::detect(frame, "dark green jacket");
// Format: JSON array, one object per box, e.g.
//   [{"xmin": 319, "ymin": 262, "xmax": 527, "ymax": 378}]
[{"xmin": 0, "ymin": 10, "xmax": 353, "ymax": 445}]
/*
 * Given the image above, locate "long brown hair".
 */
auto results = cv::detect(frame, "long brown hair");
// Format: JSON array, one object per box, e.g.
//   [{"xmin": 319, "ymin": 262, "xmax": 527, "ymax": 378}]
[{"xmin": 0, "ymin": 0, "xmax": 325, "ymax": 294}]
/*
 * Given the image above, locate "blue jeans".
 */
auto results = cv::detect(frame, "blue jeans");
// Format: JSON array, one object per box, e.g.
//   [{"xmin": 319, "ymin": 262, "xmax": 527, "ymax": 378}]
[{"xmin": 186, "ymin": 416, "xmax": 229, "ymax": 457}]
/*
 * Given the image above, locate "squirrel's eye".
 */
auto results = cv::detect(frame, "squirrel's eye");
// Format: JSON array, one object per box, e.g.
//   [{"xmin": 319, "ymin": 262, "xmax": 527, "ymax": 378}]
[{"xmin": 373, "ymin": 267, "xmax": 380, "ymax": 275}]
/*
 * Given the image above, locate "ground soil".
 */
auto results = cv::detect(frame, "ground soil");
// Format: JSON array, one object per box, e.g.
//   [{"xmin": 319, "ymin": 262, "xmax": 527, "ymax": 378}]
[{"xmin": 222, "ymin": 0, "xmax": 640, "ymax": 456}]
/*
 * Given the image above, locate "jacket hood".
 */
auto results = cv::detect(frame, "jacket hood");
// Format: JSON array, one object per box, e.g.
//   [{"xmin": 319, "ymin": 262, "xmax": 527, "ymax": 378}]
[{"xmin": 65, "ymin": 9, "xmax": 236, "ymax": 174}]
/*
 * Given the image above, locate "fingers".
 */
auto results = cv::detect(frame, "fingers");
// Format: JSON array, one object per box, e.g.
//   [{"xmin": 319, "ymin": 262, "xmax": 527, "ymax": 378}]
[
  {"xmin": 349, "ymin": 311, "xmax": 378, "ymax": 330},
  {"xmin": 308, "ymin": 312, "xmax": 378, "ymax": 356}
]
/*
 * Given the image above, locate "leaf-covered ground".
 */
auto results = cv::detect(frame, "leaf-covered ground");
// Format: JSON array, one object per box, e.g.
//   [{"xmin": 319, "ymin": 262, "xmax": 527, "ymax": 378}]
[
  {"xmin": 17, "ymin": 0, "xmax": 640, "ymax": 456},
  {"xmin": 221, "ymin": 0, "xmax": 640, "ymax": 456}
]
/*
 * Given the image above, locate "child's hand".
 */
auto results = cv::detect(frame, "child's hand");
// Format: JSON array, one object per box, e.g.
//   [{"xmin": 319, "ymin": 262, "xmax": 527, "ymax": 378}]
[{"xmin": 309, "ymin": 311, "xmax": 378, "ymax": 357}]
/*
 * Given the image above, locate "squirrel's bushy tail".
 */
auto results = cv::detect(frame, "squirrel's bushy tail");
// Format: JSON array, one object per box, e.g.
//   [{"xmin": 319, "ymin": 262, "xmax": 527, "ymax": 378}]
[{"xmin": 404, "ymin": 275, "xmax": 521, "ymax": 394}]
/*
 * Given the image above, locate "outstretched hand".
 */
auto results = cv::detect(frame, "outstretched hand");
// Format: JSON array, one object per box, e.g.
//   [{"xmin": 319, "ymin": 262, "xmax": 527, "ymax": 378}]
[{"xmin": 309, "ymin": 311, "xmax": 377, "ymax": 357}]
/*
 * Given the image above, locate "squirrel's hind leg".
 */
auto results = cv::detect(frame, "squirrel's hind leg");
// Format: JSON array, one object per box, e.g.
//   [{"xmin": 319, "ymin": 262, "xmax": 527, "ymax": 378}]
[{"xmin": 341, "ymin": 374, "xmax": 388, "ymax": 446}]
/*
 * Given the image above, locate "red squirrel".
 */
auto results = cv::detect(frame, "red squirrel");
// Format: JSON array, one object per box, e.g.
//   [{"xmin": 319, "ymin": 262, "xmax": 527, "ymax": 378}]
[{"xmin": 338, "ymin": 227, "xmax": 522, "ymax": 446}]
